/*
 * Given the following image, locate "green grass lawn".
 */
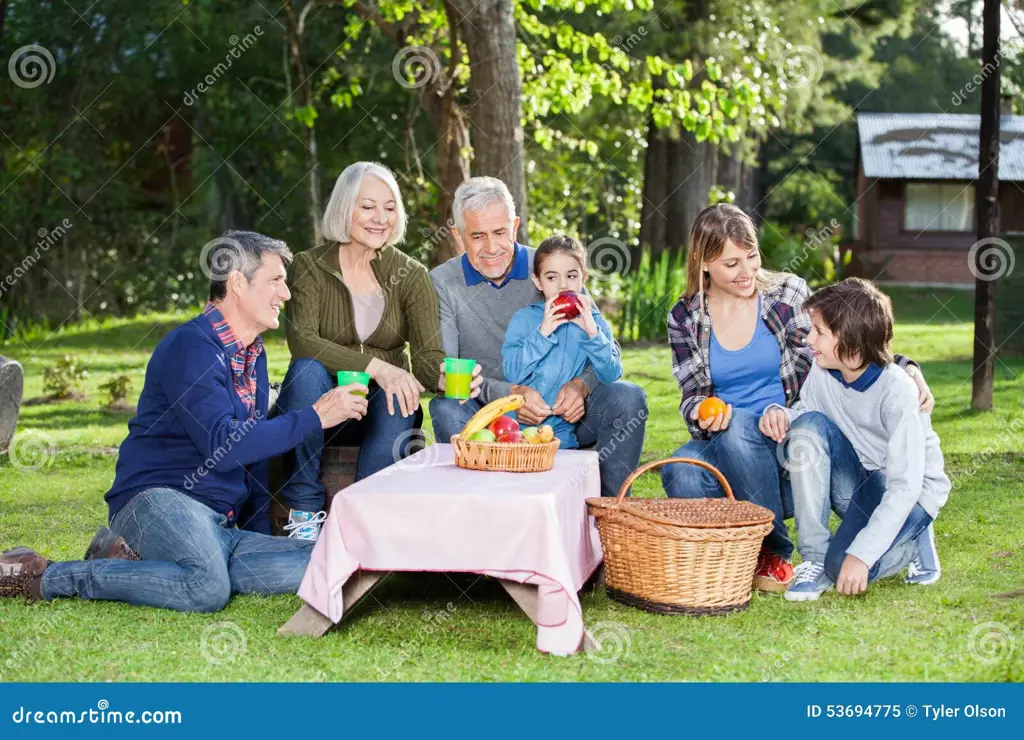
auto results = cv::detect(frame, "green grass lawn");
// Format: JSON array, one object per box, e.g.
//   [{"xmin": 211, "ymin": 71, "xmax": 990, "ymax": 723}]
[{"xmin": 1, "ymin": 289, "xmax": 1022, "ymax": 682}]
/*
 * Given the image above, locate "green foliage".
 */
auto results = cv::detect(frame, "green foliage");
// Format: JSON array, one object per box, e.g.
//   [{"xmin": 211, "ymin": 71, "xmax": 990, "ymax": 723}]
[
  {"xmin": 758, "ymin": 220, "xmax": 852, "ymax": 287},
  {"xmin": 43, "ymin": 355, "xmax": 89, "ymax": 399},
  {"xmin": 615, "ymin": 249, "xmax": 688, "ymax": 342},
  {"xmin": 99, "ymin": 374, "xmax": 134, "ymax": 407}
]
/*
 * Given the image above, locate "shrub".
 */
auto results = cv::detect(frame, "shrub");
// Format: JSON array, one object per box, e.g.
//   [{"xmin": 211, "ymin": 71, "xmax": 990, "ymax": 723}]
[
  {"xmin": 42, "ymin": 355, "xmax": 89, "ymax": 399},
  {"xmin": 99, "ymin": 374, "xmax": 133, "ymax": 407},
  {"xmin": 615, "ymin": 249, "xmax": 688, "ymax": 343}
]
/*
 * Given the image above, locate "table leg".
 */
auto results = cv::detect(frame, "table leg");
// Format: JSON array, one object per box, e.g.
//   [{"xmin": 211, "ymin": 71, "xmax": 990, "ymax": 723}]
[
  {"xmin": 277, "ymin": 571, "xmax": 385, "ymax": 637},
  {"xmin": 497, "ymin": 579, "xmax": 539, "ymax": 622}
]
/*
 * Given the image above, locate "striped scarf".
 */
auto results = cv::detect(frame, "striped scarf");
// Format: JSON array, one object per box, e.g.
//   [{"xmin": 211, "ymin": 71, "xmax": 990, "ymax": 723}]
[{"xmin": 204, "ymin": 302, "xmax": 263, "ymax": 419}]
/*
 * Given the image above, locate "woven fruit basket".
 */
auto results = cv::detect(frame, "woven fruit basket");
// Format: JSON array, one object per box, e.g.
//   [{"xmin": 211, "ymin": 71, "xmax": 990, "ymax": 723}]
[
  {"xmin": 450, "ymin": 434, "xmax": 560, "ymax": 473},
  {"xmin": 587, "ymin": 457, "xmax": 774, "ymax": 615}
]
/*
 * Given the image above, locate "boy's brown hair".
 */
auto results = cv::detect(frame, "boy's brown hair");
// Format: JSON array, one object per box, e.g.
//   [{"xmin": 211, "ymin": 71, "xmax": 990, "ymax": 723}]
[
  {"xmin": 803, "ymin": 277, "xmax": 894, "ymax": 367},
  {"xmin": 534, "ymin": 234, "xmax": 587, "ymax": 277}
]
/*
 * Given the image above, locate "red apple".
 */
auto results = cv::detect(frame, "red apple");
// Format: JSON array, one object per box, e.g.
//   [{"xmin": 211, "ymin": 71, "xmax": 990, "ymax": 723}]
[
  {"xmin": 553, "ymin": 290, "xmax": 581, "ymax": 320},
  {"xmin": 497, "ymin": 430, "xmax": 526, "ymax": 444},
  {"xmin": 487, "ymin": 415, "xmax": 519, "ymax": 438}
]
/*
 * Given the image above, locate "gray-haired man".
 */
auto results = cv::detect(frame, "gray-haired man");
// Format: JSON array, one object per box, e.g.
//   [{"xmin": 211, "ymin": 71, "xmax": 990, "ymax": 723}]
[
  {"xmin": 430, "ymin": 177, "xmax": 648, "ymax": 497},
  {"xmin": 0, "ymin": 231, "xmax": 364, "ymax": 610}
]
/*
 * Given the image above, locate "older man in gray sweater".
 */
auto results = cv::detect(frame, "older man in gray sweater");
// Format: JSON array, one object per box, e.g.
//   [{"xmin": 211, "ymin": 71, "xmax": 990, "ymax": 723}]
[{"xmin": 430, "ymin": 177, "xmax": 647, "ymax": 497}]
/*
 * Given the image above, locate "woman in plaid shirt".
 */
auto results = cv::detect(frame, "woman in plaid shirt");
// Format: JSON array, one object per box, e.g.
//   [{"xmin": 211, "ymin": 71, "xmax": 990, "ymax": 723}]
[{"xmin": 662, "ymin": 205, "xmax": 934, "ymax": 592}]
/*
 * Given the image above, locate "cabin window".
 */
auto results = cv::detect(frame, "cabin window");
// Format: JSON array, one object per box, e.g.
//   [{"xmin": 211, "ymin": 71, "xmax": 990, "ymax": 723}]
[{"xmin": 904, "ymin": 183, "xmax": 974, "ymax": 231}]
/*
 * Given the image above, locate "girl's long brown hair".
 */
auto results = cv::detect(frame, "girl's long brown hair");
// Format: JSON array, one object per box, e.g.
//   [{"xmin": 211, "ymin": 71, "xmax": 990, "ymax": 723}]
[{"xmin": 683, "ymin": 204, "xmax": 777, "ymax": 300}]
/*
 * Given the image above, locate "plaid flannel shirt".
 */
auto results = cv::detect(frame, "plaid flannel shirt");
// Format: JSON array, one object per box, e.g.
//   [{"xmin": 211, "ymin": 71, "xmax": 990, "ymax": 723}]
[{"xmin": 667, "ymin": 274, "xmax": 918, "ymax": 440}]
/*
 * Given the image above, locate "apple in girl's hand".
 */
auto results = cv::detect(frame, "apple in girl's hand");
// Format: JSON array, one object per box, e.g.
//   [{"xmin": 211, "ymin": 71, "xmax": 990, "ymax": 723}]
[
  {"xmin": 488, "ymin": 415, "xmax": 519, "ymax": 438},
  {"xmin": 553, "ymin": 290, "xmax": 581, "ymax": 320},
  {"xmin": 469, "ymin": 429, "xmax": 497, "ymax": 443}
]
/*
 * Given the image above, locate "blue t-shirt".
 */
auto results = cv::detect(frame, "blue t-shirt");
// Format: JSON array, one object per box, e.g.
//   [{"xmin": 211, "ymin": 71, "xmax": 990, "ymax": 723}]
[{"xmin": 709, "ymin": 301, "xmax": 786, "ymax": 414}]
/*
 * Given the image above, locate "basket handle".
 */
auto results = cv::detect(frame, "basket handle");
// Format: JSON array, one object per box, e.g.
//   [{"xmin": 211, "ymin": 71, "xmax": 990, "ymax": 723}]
[{"xmin": 614, "ymin": 457, "xmax": 734, "ymax": 505}]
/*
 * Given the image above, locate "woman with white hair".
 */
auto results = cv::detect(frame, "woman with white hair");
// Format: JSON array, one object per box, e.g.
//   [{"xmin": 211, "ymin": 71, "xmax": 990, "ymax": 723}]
[{"xmin": 275, "ymin": 162, "xmax": 479, "ymax": 540}]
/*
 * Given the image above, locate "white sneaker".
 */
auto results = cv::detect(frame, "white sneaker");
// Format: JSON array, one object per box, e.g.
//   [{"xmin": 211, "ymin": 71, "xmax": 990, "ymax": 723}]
[
  {"xmin": 905, "ymin": 523, "xmax": 941, "ymax": 585},
  {"xmin": 284, "ymin": 509, "xmax": 327, "ymax": 541},
  {"xmin": 785, "ymin": 561, "xmax": 832, "ymax": 602}
]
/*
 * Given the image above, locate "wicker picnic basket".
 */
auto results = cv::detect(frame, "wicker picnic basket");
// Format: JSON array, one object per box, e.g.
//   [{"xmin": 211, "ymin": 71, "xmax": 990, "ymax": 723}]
[
  {"xmin": 450, "ymin": 434, "xmax": 560, "ymax": 473},
  {"xmin": 587, "ymin": 457, "xmax": 774, "ymax": 615}
]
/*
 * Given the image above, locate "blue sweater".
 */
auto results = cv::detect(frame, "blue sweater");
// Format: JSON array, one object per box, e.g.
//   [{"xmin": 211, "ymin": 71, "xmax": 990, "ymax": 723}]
[
  {"xmin": 502, "ymin": 301, "xmax": 622, "ymax": 447},
  {"xmin": 104, "ymin": 314, "xmax": 321, "ymax": 533}
]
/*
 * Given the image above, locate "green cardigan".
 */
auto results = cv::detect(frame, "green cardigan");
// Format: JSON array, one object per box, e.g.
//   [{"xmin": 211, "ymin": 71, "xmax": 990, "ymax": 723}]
[{"xmin": 285, "ymin": 242, "xmax": 444, "ymax": 391}]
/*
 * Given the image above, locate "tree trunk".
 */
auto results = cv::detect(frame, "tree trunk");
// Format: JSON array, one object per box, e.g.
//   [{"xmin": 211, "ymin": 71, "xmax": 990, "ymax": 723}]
[
  {"xmin": 450, "ymin": 0, "xmax": 527, "ymax": 244},
  {"xmin": 971, "ymin": 0, "xmax": 1000, "ymax": 411},
  {"xmin": 284, "ymin": 0, "xmax": 323, "ymax": 247},
  {"xmin": 419, "ymin": 78, "xmax": 471, "ymax": 265}
]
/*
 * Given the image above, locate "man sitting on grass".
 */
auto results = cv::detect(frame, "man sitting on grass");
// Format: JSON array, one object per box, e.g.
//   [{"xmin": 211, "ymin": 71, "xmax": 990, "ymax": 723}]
[{"xmin": 0, "ymin": 231, "xmax": 365, "ymax": 611}]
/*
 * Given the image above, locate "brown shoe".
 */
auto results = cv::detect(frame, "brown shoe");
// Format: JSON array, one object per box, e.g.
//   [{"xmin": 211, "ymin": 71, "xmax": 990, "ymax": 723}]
[
  {"xmin": 0, "ymin": 548, "xmax": 49, "ymax": 601},
  {"xmin": 84, "ymin": 527, "xmax": 140, "ymax": 561}
]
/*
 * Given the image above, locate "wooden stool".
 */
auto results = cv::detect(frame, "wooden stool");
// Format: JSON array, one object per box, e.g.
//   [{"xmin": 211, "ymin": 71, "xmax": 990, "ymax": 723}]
[{"xmin": 268, "ymin": 445, "xmax": 359, "ymax": 536}]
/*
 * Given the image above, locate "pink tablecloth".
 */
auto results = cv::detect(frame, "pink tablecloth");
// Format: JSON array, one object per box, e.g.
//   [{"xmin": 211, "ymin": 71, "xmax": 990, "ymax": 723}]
[{"xmin": 297, "ymin": 444, "xmax": 603, "ymax": 654}]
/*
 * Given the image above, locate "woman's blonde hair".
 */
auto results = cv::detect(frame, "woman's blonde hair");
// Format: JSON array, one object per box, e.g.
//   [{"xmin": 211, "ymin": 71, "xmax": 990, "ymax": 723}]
[
  {"xmin": 684, "ymin": 204, "xmax": 776, "ymax": 299},
  {"xmin": 321, "ymin": 162, "xmax": 407, "ymax": 245}
]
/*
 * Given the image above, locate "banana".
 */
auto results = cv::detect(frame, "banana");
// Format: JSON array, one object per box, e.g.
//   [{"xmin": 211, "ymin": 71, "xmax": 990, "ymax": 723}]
[{"xmin": 459, "ymin": 394, "xmax": 524, "ymax": 438}]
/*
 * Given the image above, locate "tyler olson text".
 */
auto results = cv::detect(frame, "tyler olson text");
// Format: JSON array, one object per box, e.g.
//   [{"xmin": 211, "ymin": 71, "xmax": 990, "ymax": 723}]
[{"xmin": 924, "ymin": 704, "xmax": 1006, "ymax": 720}]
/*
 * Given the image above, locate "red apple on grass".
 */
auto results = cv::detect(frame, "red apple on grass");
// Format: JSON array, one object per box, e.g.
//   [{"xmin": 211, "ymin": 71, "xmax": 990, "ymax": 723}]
[
  {"xmin": 552, "ymin": 290, "xmax": 581, "ymax": 320},
  {"xmin": 487, "ymin": 415, "xmax": 519, "ymax": 438}
]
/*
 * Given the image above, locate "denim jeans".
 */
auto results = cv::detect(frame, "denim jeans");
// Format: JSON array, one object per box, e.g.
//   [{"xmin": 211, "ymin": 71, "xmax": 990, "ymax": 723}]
[
  {"xmin": 661, "ymin": 408, "xmax": 795, "ymax": 559},
  {"xmin": 274, "ymin": 357, "xmax": 423, "ymax": 511},
  {"xmin": 40, "ymin": 487, "xmax": 313, "ymax": 612},
  {"xmin": 788, "ymin": 411, "xmax": 932, "ymax": 582},
  {"xmin": 429, "ymin": 380, "xmax": 648, "ymax": 498}
]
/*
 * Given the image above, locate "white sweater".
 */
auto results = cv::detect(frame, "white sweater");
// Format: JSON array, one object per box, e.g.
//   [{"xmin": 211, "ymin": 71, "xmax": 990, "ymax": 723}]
[{"xmin": 773, "ymin": 363, "xmax": 951, "ymax": 567}]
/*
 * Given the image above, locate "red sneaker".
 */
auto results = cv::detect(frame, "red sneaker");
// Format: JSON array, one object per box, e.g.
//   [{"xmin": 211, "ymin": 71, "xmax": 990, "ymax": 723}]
[{"xmin": 753, "ymin": 548, "xmax": 795, "ymax": 593}]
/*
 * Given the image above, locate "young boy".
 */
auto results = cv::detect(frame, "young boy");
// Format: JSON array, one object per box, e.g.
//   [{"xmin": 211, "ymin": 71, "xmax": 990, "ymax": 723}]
[{"xmin": 758, "ymin": 278, "xmax": 950, "ymax": 601}]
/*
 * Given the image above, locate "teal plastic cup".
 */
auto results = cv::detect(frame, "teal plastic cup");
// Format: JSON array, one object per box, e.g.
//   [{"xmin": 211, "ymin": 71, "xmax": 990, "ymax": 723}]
[
  {"xmin": 336, "ymin": 370, "xmax": 371, "ymax": 397},
  {"xmin": 444, "ymin": 358, "xmax": 477, "ymax": 399}
]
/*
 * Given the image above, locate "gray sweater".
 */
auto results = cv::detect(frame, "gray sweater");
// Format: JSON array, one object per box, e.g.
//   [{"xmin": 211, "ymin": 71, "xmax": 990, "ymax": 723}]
[
  {"xmin": 774, "ymin": 363, "xmax": 951, "ymax": 567},
  {"xmin": 431, "ymin": 247, "xmax": 614, "ymax": 403}
]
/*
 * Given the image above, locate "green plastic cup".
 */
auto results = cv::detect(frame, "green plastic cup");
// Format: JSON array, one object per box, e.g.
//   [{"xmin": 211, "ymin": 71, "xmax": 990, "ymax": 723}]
[
  {"xmin": 444, "ymin": 357, "xmax": 476, "ymax": 400},
  {"xmin": 336, "ymin": 370, "xmax": 371, "ymax": 397}
]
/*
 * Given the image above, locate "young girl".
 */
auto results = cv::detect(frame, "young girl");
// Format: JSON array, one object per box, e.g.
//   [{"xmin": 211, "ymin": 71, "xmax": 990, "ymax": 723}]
[{"xmin": 502, "ymin": 235, "xmax": 622, "ymax": 448}]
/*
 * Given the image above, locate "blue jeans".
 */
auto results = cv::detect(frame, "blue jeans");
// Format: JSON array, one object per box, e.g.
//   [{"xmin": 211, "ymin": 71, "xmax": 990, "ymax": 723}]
[
  {"xmin": 788, "ymin": 412, "xmax": 931, "ymax": 583},
  {"xmin": 661, "ymin": 408, "xmax": 795, "ymax": 559},
  {"xmin": 430, "ymin": 380, "xmax": 648, "ymax": 498},
  {"xmin": 275, "ymin": 357, "xmax": 423, "ymax": 511},
  {"xmin": 40, "ymin": 487, "xmax": 313, "ymax": 612}
]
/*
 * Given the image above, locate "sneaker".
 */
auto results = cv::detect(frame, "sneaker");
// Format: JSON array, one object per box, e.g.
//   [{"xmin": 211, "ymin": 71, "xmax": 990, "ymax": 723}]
[
  {"xmin": 0, "ymin": 548, "xmax": 50, "ymax": 601},
  {"xmin": 84, "ymin": 527, "xmax": 141, "ymax": 561},
  {"xmin": 753, "ymin": 548, "xmax": 795, "ymax": 593},
  {"xmin": 905, "ymin": 523, "xmax": 941, "ymax": 585},
  {"xmin": 785, "ymin": 561, "xmax": 833, "ymax": 601},
  {"xmin": 284, "ymin": 509, "xmax": 327, "ymax": 541}
]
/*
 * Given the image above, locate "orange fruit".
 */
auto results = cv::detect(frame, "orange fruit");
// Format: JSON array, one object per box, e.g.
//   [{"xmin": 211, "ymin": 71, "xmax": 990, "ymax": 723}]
[{"xmin": 697, "ymin": 396, "xmax": 728, "ymax": 421}]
